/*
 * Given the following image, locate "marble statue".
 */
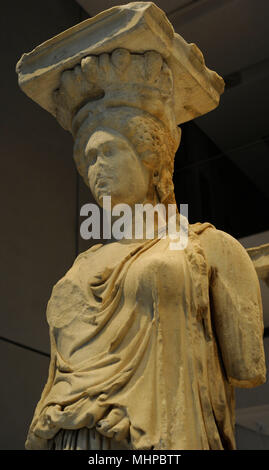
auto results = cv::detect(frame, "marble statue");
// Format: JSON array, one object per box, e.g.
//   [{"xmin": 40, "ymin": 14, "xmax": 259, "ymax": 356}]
[{"xmin": 16, "ymin": 2, "xmax": 266, "ymax": 450}]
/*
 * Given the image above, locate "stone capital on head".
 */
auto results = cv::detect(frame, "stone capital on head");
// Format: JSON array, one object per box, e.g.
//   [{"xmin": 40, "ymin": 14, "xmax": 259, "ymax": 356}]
[{"xmin": 16, "ymin": 1, "xmax": 224, "ymax": 139}]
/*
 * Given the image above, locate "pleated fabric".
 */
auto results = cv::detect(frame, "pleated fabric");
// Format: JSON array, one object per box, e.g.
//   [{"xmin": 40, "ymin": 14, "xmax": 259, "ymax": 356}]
[{"xmin": 49, "ymin": 427, "xmax": 130, "ymax": 450}]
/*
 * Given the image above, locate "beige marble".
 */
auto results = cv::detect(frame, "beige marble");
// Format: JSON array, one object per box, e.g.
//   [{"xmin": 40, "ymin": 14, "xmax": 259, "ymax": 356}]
[
  {"xmin": 16, "ymin": 1, "xmax": 224, "ymax": 131},
  {"xmin": 16, "ymin": 2, "xmax": 266, "ymax": 450}
]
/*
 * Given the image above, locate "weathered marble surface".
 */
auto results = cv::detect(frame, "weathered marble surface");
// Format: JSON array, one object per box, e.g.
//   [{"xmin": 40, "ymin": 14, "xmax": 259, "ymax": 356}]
[
  {"xmin": 16, "ymin": 1, "xmax": 224, "ymax": 130},
  {"xmin": 16, "ymin": 2, "xmax": 266, "ymax": 451}
]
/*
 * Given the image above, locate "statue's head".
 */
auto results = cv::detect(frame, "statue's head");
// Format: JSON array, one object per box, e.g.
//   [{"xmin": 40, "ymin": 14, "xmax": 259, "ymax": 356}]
[
  {"xmin": 42, "ymin": 46, "xmax": 221, "ymax": 210},
  {"xmin": 51, "ymin": 49, "xmax": 181, "ymax": 209},
  {"xmin": 73, "ymin": 106, "xmax": 181, "ymax": 208},
  {"xmin": 16, "ymin": 4, "xmax": 224, "ymax": 211}
]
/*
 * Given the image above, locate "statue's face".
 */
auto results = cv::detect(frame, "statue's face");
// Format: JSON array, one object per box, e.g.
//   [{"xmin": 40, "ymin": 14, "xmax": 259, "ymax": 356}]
[{"xmin": 85, "ymin": 128, "xmax": 150, "ymax": 207}]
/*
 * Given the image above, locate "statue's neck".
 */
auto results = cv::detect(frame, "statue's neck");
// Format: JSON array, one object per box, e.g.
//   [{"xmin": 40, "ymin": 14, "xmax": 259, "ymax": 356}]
[{"xmin": 103, "ymin": 197, "xmax": 168, "ymax": 245}]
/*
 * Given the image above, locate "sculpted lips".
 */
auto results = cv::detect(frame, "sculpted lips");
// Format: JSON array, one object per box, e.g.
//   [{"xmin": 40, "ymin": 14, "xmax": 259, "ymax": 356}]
[{"xmin": 95, "ymin": 175, "xmax": 112, "ymax": 189}]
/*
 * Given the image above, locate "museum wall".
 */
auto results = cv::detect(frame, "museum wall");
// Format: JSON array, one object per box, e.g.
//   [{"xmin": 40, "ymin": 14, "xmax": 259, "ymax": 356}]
[{"xmin": 1, "ymin": 0, "xmax": 269, "ymax": 450}]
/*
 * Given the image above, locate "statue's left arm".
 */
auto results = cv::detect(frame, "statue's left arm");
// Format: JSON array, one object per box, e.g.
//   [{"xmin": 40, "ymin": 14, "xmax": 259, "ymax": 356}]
[{"xmin": 200, "ymin": 227, "xmax": 266, "ymax": 388}]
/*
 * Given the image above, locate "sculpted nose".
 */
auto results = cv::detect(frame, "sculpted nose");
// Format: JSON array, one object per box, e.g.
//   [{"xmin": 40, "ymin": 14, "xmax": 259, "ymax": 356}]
[
  {"xmin": 96, "ymin": 153, "xmax": 106, "ymax": 168},
  {"xmin": 87, "ymin": 149, "xmax": 104, "ymax": 166}
]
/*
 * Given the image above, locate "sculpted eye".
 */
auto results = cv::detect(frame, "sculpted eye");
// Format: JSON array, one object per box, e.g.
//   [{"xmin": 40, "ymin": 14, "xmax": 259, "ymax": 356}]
[{"xmin": 102, "ymin": 144, "xmax": 113, "ymax": 157}]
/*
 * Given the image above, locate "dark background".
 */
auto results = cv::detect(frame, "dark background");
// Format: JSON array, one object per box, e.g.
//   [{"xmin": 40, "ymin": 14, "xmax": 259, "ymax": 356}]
[{"xmin": 0, "ymin": 0, "xmax": 269, "ymax": 450}]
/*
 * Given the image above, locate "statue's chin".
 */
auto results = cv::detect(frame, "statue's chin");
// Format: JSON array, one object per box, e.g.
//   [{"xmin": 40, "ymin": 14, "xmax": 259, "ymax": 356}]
[
  {"xmin": 91, "ymin": 188, "xmax": 111, "ymax": 207},
  {"xmin": 96, "ymin": 192, "xmax": 127, "ymax": 209}
]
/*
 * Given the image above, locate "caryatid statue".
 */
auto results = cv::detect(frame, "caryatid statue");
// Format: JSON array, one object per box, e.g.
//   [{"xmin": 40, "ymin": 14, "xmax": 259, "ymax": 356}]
[{"xmin": 16, "ymin": 2, "xmax": 266, "ymax": 450}]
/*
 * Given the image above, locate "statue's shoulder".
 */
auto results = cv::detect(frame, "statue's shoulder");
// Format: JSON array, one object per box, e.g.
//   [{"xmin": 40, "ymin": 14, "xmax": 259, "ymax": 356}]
[
  {"xmin": 193, "ymin": 223, "xmax": 255, "ymax": 278},
  {"xmin": 73, "ymin": 243, "xmax": 103, "ymax": 265},
  {"xmin": 191, "ymin": 221, "xmax": 241, "ymax": 251},
  {"xmin": 190, "ymin": 221, "xmax": 215, "ymax": 236}
]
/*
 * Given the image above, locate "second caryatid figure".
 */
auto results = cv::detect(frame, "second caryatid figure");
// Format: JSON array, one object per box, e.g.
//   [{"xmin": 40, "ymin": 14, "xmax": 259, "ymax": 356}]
[{"xmin": 17, "ymin": 2, "xmax": 266, "ymax": 450}]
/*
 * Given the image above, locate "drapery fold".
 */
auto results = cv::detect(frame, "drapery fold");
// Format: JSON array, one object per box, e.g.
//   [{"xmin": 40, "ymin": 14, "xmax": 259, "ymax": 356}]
[{"xmin": 25, "ymin": 223, "xmax": 264, "ymax": 450}]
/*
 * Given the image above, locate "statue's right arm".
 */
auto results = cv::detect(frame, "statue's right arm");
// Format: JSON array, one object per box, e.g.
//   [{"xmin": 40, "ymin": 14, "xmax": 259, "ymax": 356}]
[{"xmin": 25, "ymin": 329, "xmax": 57, "ymax": 449}]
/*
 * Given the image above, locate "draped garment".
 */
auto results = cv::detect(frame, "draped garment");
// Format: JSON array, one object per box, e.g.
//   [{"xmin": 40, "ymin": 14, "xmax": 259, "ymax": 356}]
[{"xmin": 25, "ymin": 222, "xmax": 263, "ymax": 450}]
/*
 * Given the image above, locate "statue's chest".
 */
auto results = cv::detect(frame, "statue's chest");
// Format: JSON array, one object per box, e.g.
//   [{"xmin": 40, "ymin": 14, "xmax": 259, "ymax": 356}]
[{"xmin": 47, "ymin": 241, "xmax": 186, "ymax": 330}]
